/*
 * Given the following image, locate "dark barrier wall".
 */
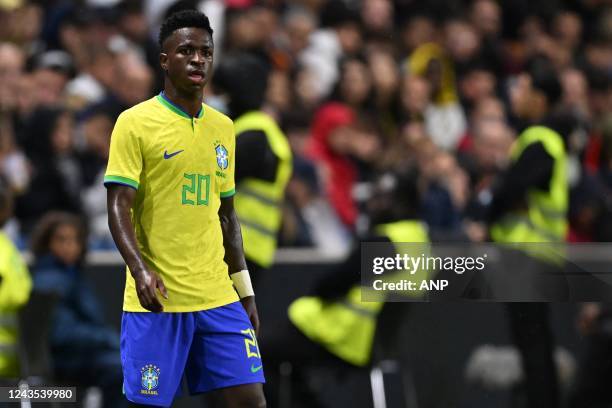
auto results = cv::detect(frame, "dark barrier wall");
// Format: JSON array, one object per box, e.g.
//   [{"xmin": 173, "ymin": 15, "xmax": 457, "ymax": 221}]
[{"xmin": 84, "ymin": 261, "xmax": 585, "ymax": 408}]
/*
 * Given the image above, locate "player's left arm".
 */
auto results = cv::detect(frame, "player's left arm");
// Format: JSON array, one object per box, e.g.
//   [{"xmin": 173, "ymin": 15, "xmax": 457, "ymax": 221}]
[{"xmin": 219, "ymin": 196, "xmax": 260, "ymax": 336}]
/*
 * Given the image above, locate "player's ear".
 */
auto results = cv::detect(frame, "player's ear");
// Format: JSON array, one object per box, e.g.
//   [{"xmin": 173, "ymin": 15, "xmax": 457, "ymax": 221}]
[{"xmin": 160, "ymin": 53, "xmax": 169, "ymax": 71}]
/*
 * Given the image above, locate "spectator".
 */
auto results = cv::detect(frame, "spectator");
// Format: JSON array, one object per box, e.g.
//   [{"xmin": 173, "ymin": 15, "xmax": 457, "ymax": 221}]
[
  {"xmin": 460, "ymin": 118, "xmax": 513, "ymax": 228},
  {"xmin": 15, "ymin": 108, "xmax": 81, "ymax": 235},
  {"xmin": 30, "ymin": 212, "xmax": 124, "ymax": 407},
  {"xmin": 407, "ymin": 42, "xmax": 467, "ymax": 149},
  {"xmin": 0, "ymin": 176, "xmax": 31, "ymax": 379},
  {"xmin": 78, "ymin": 106, "xmax": 116, "ymax": 248},
  {"xmin": 0, "ymin": 43, "xmax": 30, "ymax": 196},
  {"xmin": 307, "ymin": 103, "xmax": 382, "ymax": 229},
  {"xmin": 299, "ymin": 0, "xmax": 362, "ymax": 100},
  {"xmin": 328, "ymin": 55, "xmax": 374, "ymax": 113},
  {"xmin": 30, "ymin": 50, "xmax": 73, "ymax": 108}
]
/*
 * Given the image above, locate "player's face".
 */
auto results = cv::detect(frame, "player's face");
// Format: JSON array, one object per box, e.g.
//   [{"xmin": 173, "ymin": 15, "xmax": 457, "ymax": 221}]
[{"xmin": 161, "ymin": 27, "xmax": 213, "ymax": 95}]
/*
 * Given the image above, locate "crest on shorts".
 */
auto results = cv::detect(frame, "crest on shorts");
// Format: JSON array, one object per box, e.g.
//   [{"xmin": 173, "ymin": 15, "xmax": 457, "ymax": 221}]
[
  {"xmin": 215, "ymin": 144, "xmax": 229, "ymax": 170},
  {"xmin": 141, "ymin": 364, "xmax": 161, "ymax": 392}
]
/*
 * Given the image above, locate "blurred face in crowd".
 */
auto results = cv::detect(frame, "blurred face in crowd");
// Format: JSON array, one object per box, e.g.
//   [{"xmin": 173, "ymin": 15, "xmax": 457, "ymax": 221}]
[
  {"xmin": 286, "ymin": 126, "xmax": 310, "ymax": 157},
  {"xmin": 33, "ymin": 68, "xmax": 68, "ymax": 107},
  {"xmin": 327, "ymin": 125, "xmax": 353, "ymax": 154},
  {"xmin": 561, "ymin": 68, "xmax": 588, "ymax": 113},
  {"xmin": 361, "ymin": 0, "xmax": 393, "ymax": 34},
  {"xmin": 445, "ymin": 20, "xmax": 480, "ymax": 62},
  {"xmin": 227, "ymin": 9, "xmax": 266, "ymax": 50},
  {"xmin": 0, "ymin": 43, "xmax": 25, "ymax": 111},
  {"xmin": 88, "ymin": 48, "xmax": 116, "ymax": 89},
  {"xmin": 402, "ymin": 16, "xmax": 436, "ymax": 53},
  {"xmin": 52, "ymin": 112, "xmax": 75, "ymax": 155},
  {"xmin": 339, "ymin": 59, "xmax": 372, "ymax": 107},
  {"xmin": 294, "ymin": 67, "xmax": 320, "ymax": 107},
  {"xmin": 350, "ymin": 123, "xmax": 382, "ymax": 162},
  {"xmin": 470, "ymin": 0, "xmax": 501, "ymax": 37},
  {"xmin": 472, "ymin": 119, "xmax": 513, "ymax": 172},
  {"xmin": 553, "ymin": 12, "xmax": 582, "ymax": 51},
  {"xmin": 83, "ymin": 113, "xmax": 113, "ymax": 159},
  {"xmin": 368, "ymin": 50, "xmax": 399, "ymax": 98},
  {"xmin": 471, "ymin": 96, "xmax": 505, "ymax": 123},
  {"xmin": 284, "ymin": 11, "xmax": 315, "ymax": 55},
  {"xmin": 253, "ymin": 7, "xmax": 279, "ymax": 45},
  {"xmin": 460, "ymin": 69, "xmax": 496, "ymax": 104},
  {"xmin": 427, "ymin": 151, "xmax": 470, "ymax": 208},
  {"xmin": 401, "ymin": 75, "xmax": 431, "ymax": 115},
  {"xmin": 510, "ymin": 73, "xmax": 546, "ymax": 121},
  {"xmin": 161, "ymin": 27, "xmax": 212, "ymax": 97},
  {"xmin": 336, "ymin": 22, "xmax": 362, "ymax": 55},
  {"xmin": 120, "ymin": 11, "xmax": 149, "ymax": 42},
  {"xmin": 266, "ymin": 70, "xmax": 291, "ymax": 112},
  {"xmin": 415, "ymin": 138, "xmax": 439, "ymax": 178},
  {"xmin": 1, "ymin": 4, "xmax": 43, "ymax": 46},
  {"xmin": 326, "ymin": 122, "xmax": 380, "ymax": 161},
  {"xmin": 50, "ymin": 223, "xmax": 82, "ymax": 266},
  {"xmin": 115, "ymin": 53, "xmax": 153, "ymax": 106}
]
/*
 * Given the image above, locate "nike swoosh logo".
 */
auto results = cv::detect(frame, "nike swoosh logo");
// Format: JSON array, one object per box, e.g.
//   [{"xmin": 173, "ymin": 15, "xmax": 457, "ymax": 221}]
[
  {"xmin": 164, "ymin": 149, "xmax": 184, "ymax": 159},
  {"xmin": 250, "ymin": 364, "xmax": 263, "ymax": 373}
]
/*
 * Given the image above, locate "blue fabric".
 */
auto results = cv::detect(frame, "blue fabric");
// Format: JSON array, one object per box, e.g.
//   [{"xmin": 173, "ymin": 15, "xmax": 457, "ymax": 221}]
[
  {"xmin": 121, "ymin": 302, "xmax": 265, "ymax": 407},
  {"xmin": 32, "ymin": 254, "xmax": 125, "ymax": 407},
  {"xmin": 32, "ymin": 255, "xmax": 120, "ymax": 358},
  {"xmin": 422, "ymin": 183, "xmax": 462, "ymax": 229}
]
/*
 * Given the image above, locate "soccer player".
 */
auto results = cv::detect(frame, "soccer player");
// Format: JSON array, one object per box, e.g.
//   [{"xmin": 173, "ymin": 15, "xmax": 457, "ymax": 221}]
[{"xmin": 104, "ymin": 10, "xmax": 265, "ymax": 408}]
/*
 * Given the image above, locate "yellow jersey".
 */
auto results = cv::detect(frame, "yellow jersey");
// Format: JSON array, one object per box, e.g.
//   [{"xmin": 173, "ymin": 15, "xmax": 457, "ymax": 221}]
[{"xmin": 104, "ymin": 93, "xmax": 239, "ymax": 312}]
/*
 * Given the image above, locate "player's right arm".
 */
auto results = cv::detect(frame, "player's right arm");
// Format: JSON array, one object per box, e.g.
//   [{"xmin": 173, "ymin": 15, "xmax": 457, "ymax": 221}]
[
  {"xmin": 107, "ymin": 185, "xmax": 167, "ymax": 312},
  {"xmin": 104, "ymin": 111, "xmax": 167, "ymax": 312}
]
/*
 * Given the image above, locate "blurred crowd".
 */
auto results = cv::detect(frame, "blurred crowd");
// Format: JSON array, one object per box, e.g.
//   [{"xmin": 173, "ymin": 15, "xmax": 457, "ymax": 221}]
[{"xmin": 0, "ymin": 0, "xmax": 611, "ymax": 252}]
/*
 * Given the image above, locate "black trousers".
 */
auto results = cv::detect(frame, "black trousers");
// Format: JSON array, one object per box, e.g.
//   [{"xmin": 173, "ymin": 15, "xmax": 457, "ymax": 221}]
[
  {"xmin": 568, "ymin": 328, "xmax": 612, "ymax": 408},
  {"xmin": 506, "ymin": 303, "xmax": 560, "ymax": 408}
]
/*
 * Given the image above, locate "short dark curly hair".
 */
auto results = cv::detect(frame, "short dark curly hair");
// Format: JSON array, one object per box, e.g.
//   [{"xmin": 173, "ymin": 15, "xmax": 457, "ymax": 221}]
[{"xmin": 158, "ymin": 10, "xmax": 213, "ymax": 50}]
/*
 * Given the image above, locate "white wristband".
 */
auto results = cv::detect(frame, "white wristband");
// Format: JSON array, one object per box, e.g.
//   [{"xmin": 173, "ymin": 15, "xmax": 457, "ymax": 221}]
[{"xmin": 231, "ymin": 270, "xmax": 255, "ymax": 298}]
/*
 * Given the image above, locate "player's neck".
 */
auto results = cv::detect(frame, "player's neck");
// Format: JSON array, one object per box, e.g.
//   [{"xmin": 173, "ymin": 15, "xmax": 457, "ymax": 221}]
[{"xmin": 162, "ymin": 87, "xmax": 203, "ymax": 118}]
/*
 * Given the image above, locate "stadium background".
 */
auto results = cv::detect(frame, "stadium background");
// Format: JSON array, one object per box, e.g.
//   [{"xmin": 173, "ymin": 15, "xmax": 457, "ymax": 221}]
[{"xmin": 0, "ymin": 0, "xmax": 611, "ymax": 406}]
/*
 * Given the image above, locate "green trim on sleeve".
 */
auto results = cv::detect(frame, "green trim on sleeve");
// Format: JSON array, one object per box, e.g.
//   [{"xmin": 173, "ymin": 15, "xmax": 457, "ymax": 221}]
[
  {"xmin": 220, "ymin": 188, "xmax": 236, "ymax": 198},
  {"xmin": 104, "ymin": 175, "xmax": 139, "ymax": 190}
]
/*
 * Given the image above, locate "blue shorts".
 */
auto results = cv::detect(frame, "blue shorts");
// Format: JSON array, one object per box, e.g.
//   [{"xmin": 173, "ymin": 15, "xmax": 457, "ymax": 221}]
[{"xmin": 120, "ymin": 301, "xmax": 265, "ymax": 407}]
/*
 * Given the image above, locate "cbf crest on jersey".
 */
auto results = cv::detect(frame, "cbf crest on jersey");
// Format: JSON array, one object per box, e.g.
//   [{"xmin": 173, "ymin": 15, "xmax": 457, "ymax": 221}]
[
  {"xmin": 215, "ymin": 144, "xmax": 229, "ymax": 170},
  {"xmin": 140, "ymin": 364, "xmax": 161, "ymax": 395}
]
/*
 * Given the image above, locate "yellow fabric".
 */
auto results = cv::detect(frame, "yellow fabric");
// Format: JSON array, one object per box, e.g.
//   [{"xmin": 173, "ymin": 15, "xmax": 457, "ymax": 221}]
[
  {"xmin": 491, "ymin": 126, "xmax": 568, "ymax": 245},
  {"xmin": 289, "ymin": 220, "xmax": 429, "ymax": 366},
  {"xmin": 375, "ymin": 221, "xmax": 431, "ymax": 298},
  {"xmin": 0, "ymin": 232, "xmax": 32, "ymax": 377},
  {"xmin": 105, "ymin": 96, "xmax": 239, "ymax": 312},
  {"xmin": 407, "ymin": 42, "xmax": 458, "ymax": 105},
  {"xmin": 233, "ymin": 111, "xmax": 292, "ymax": 268},
  {"xmin": 490, "ymin": 126, "xmax": 568, "ymax": 265}
]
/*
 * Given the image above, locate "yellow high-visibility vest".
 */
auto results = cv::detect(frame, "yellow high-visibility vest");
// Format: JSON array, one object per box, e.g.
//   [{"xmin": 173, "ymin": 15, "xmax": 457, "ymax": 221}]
[
  {"xmin": 234, "ymin": 111, "xmax": 292, "ymax": 268},
  {"xmin": 490, "ymin": 126, "xmax": 568, "ymax": 262},
  {"xmin": 289, "ymin": 220, "xmax": 429, "ymax": 366},
  {"xmin": 0, "ymin": 232, "xmax": 32, "ymax": 378}
]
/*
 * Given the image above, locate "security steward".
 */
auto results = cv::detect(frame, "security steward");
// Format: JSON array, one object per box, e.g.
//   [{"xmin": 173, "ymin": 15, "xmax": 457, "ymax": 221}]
[{"xmin": 213, "ymin": 53, "xmax": 292, "ymax": 282}]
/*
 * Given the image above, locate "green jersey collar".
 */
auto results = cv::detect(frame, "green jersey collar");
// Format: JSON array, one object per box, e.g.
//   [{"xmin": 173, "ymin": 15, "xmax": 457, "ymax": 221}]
[{"xmin": 157, "ymin": 91, "xmax": 203, "ymax": 119}]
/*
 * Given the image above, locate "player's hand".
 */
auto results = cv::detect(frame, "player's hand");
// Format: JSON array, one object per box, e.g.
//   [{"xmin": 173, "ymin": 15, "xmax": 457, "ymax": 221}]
[
  {"xmin": 133, "ymin": 268, "xmax": 168, "ymax": 313},
  {"xmin": 241, "ymin": 296, "xmax": 260, "ymax": 337}
]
